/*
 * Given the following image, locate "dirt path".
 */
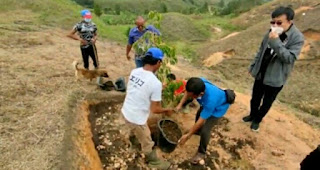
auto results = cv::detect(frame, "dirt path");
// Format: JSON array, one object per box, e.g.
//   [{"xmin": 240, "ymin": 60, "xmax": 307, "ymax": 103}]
[{"xmin": 0, "ymin": 28, "xmax": 319, "ymax": 170}]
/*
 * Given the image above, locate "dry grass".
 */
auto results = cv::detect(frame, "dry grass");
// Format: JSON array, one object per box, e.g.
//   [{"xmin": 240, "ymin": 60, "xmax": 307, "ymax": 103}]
[
  {"xmin": 232, "ymin": 0, "xmax": 320, "ymax": 29},
  {"xmin": 0, "ymin": 13, "xmax": 133, "ymax": 168}
]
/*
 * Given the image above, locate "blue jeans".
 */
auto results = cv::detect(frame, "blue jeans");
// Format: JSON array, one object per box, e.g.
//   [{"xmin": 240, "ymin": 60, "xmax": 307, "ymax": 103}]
[{"xmin": 135, "ymin": 57, "xmax": 143, "ymax": 68}]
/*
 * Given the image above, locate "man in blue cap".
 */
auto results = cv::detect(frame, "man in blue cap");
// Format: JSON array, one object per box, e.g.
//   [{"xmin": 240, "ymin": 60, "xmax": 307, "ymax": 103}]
[
  {"xmin": 126, "ymin": 16, "xmax": 161, "ymax": 68},
  {"xmin": 122, "ymin": 47, "xmax": 174, "ymax": 169}
]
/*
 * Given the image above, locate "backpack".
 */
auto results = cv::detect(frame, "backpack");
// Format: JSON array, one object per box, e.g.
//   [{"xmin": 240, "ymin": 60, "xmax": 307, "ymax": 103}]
[{"xmin": 224, "ymin": 89, "xmax": 236, "ymax": 104}]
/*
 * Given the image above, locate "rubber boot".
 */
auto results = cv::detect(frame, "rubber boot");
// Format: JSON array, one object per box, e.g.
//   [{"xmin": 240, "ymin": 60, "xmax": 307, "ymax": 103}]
[{"xmin": 146, "ymin": 149, "xmax": 171, "ymax": 170}]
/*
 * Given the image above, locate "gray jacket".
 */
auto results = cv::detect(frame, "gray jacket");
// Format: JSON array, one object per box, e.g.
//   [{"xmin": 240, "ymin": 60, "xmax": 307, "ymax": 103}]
[{"xmin": 249, "ymin": 24, "xmax": 304, "ymax": 87}]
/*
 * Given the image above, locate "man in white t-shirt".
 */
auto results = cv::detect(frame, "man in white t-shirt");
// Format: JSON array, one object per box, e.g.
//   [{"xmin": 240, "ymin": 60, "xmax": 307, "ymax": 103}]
[{"xmin": 121, "ymin": 47, "xmax": 174, "ymax": 170}]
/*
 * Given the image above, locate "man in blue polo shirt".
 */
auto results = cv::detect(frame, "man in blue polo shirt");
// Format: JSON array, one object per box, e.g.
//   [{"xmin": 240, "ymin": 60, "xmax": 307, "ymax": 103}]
[
  {"xmin": 126, "ymin": 16, "xmax": 161, "ymax": 68},
  {"xmin": 176, "ymin": 77, "xmax": 230, "ymax": 164}
]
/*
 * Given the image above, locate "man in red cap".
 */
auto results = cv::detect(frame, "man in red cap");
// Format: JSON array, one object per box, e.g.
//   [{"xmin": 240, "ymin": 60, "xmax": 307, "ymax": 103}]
[{"xmin": 68, "ymin": 10, "xmax": 99, "ymax": 72}]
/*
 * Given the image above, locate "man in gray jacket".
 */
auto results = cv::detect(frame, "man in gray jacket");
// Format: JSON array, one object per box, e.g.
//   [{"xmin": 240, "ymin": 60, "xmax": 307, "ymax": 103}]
[{"xmin": 243, "ymin": 6, "xmax": 304, "ymax": 131}]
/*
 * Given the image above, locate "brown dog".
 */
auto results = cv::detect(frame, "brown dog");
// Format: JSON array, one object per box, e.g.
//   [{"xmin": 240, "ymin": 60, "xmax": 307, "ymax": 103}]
[{"xmin": 73, "ymin": 61, "xmax": 109, "ymax": 81}]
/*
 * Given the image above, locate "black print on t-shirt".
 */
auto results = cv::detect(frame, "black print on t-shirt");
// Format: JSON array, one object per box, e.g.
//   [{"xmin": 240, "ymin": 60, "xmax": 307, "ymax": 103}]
[{"xmin": 130, "ymin": 75, "xmax": 145, "ymax": 87}]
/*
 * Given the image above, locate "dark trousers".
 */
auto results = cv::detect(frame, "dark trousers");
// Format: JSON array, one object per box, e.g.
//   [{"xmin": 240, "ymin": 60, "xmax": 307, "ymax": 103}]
[
  {"xmin": 300, "ymin": 145, "xmax": 320, "ymax": 170},
  {"xmin": 80, "ymin": 44, "xmax": 99, "ymax": 69},
  {"xmin": 250, "ymin": 79, "xmax": 283, "ymax": 123},
  {"xmin": 195, "ymin": 107, "xmax": 220, "ymax": 154}
]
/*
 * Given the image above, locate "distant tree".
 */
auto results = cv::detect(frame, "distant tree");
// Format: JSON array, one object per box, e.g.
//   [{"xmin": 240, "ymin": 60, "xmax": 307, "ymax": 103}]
[
  {"xmin": 144, "ymin": 9, "xmax": 150, "ymax": 15},
  {"xmin": 115, "ymin": 4, "xmax": 121, "ymax": 15},
  {"xmin": 199, "ymin": 2, "xmax": 208, "ymax": 13},
  {"xmin": 189, "ymin": 7, "xmax": 196, "ymax": 14},
  {"xmin": 160, "ymin": 3, "xmax": 168, "ymax": 13},
  {"xmin": 72, "ymin": 0, "xmax": 94, "ymax": 8},
  {"xmin": 188, "ymin": 0, "xmax": 195, "ymax": 5},
  {"xmin": 104, "ymin": 8, "xmax": 112, "ymax": 15},
  {"xmin": 93, "ymin": 3, "xmax": 102, "ymax": 17},
  {"xmin": 218, "ymin": 0, "xmax": 225, "ymax": 8}
]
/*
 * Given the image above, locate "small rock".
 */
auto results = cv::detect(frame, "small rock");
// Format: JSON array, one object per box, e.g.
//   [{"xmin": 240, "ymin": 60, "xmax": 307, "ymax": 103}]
[
  {"xmin": 141, "ymin": 153, "xmax": 145, "ymax": 159},
  {"xmin": 177, "ymin": 168, "xmax": 183, "ymax": 170},
  {"xmin": 114, "ymin": 163, "xmax": 120, "ymax": 168},
  {"xmin": 199, "ymin": 159, "xmax": 205, "ymax": 165},
  {"xmin": 96, "ymin": 145, "xmax": 105, "ymax": 150},
  {"xmin": 271, "ymin": 150, "xmax": 284, "ymax": 156}
]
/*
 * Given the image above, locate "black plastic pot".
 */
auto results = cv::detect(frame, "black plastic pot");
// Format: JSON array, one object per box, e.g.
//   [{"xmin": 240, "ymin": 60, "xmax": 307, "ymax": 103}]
[{"xmin": 157, "ymin": 119, "xmax": 182, "ymax": 153}]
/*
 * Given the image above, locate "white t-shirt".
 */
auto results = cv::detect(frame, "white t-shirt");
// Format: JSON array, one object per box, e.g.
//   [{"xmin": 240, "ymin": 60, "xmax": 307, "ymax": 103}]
[{"xmin": 121, "ymin": 68, "xmax": 162, "ymax": 125}]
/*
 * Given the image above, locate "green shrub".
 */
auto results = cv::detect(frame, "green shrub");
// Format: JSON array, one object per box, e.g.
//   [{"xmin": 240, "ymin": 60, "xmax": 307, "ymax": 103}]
[{"xmin": 93, "ymin": 3, "xmax": 102, "ymax": 17}]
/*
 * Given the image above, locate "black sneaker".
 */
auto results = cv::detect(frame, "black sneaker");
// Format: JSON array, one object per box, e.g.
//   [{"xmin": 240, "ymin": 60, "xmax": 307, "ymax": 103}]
[
  {"xmin": 242, "ymin": 115, "xmax": 254, "ymax": 122},
  {"xmin": 250, "ymin": 121, "xmax": 260, "ymax": 132}
]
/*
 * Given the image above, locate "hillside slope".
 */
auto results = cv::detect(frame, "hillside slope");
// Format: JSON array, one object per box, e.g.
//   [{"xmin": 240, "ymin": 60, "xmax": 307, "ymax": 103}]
[
  {"xmin": 198, "ymin": 1, "xmax": 320, "ymax": 119},
  {"xmin": 0, "ymin": 0, "xmax": 319, "ymax": 169}
]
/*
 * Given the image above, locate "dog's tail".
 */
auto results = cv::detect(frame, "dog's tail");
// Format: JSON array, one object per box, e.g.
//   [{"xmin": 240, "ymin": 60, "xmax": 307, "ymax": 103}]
[{"xmin": 73, "ymin": 61, "xmax": 79, "ymax": 70}]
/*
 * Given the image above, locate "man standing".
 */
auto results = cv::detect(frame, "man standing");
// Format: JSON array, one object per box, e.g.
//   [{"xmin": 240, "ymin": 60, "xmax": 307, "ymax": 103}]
[
  {"xmin": 68, "ymin": 10, "xmax": 101, "ymax": 84},
  {"xmin": 121, "ymin": 47, "xmax": 174, "ymax": 169},
  {"xmin": 243, "ymin": 6, "xmax": 304, "ymax": 132},
  {"xmin": 176, "ymin": 77, "xmax": 230, "ymax": 164},
  {"xmin": 126, "ymin": 16, "xmax": 161, "ymax": 68}
]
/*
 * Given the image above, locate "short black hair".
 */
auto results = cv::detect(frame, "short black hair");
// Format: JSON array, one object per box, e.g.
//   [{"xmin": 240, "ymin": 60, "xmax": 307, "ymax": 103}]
[
  {"xmin": 271, "ymin": 6, "xmax": 295, "ymax": 20},
  {"xmin": 142, "ymin": 55, "xmax": 161, "ymax": 66},
  {"xmin": 167, "ymin": 73, "xmax": 176, "ymax": 81},
  {"xmin": 186, "ymin": 77, "xmax": 205, "ymax": 95}
]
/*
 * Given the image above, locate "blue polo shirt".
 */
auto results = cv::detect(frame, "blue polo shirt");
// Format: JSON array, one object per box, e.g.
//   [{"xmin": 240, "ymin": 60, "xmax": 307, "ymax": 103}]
[
  {"xmin": 128, "ymin": 25, "xmax": 161, "ymax": 45},
  {"xmin": 197, "ymin": 78, "xmax": 230, "ymax": 119}
]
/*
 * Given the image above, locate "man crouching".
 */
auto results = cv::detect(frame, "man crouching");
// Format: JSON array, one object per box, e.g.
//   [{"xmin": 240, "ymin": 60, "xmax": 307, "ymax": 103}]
[{"xmin": 177, "ymin": 77, "xmax": 230, "ymax": 164}]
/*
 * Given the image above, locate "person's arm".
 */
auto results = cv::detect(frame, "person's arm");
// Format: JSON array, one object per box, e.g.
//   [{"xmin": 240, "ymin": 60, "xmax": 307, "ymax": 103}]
[
  {"xmin": 126, "ymin": 44, "xmax": 132, "ymax": 60},
  {"xmin": 126, "ymin": 29, "xmax": 135, "ymax": 60},
  {"xmin": 176, "ymin": 91, "xmax": 189, "ymax": 110},
  {"xmin": 150, "ymin": 82, "xmax": 174, "ymax": 115},
  {"xmin": 150, "ymin": 101, "xmax": 174, "ymax": 116},
  {"xmin": 268, "ymin": 33, "xmax": 304, "ymax": 64},
  {"xmin": 179, "ymin": 117, "xmax": 205, "ymax": 145},
  {"xmin": 179, "ymin": 99, "xmax": 218, "ymax": 145},
  {"xmin": 91, "ymin": 26, "xmax": 98, "ymax": 44},
  {"xmin": 67, "ymin": 28, "xmax": 87, "ymax": 45},
  {"xmin": 148, "ymin": 25, "xmax": 161, "ymax": 36},
  {"xmin": 248, "ymin": 34, "xmax": 267, "ymax": 73}
]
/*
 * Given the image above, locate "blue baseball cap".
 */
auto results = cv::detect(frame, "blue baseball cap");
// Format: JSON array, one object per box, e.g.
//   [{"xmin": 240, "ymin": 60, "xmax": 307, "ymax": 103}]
[
  {"xmin": 145, "ymin": 47, "xmax": 164, "ymax": 60},
  {"xmin": 81, "ymin": 9, "xmax": 90, "ymax": 17}
]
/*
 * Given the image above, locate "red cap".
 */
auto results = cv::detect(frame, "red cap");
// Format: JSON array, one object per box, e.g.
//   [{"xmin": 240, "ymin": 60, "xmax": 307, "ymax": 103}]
[{"xmin": 83, "ymin": 13, "xmax": 92, "ymax": 19}]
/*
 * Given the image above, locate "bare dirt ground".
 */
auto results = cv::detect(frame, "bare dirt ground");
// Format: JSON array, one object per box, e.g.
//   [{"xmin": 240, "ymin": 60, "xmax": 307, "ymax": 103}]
[{"xmin": 1, "ymin": 27, "xmax": 320, "ymax": 170}]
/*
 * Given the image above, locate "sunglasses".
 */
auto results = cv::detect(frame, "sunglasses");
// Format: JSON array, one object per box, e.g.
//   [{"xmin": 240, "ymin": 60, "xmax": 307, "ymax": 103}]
[{"xmin": 270, "ymin": 21, "xmax": 282, "ymax": 25}]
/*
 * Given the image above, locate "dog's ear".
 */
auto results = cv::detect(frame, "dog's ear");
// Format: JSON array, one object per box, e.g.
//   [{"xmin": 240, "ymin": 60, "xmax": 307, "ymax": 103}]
[{"xmin": 102, "ymin": 72, "xmax": 109, "ymax": 77}]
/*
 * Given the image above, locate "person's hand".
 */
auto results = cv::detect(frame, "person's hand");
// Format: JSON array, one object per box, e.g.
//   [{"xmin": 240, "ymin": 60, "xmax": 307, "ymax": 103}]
[
  {"xmin": 178, "ymin": 134, "xmax": 190, "ymax": 146},
  {"xmin": 269, "ymin": 31, "xmax": 279, "ymax": 39},
  {"xmin": 80, "ymin": 39, "xmax": 88, "ymax": 45},
  {"xmin": 91, "ymin": 38, "xmax": 96, "ymax": 44},
  {"xmin": 126, "ymin": 54, "xmax": 131, "ymax": 60},
  {"xmin": 176, "ymin": 105, "xmax": 182, "ymax": 111},
  {"xmin": 165, "ymin": 109, "xmax": 175, "ymax": 116}
]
